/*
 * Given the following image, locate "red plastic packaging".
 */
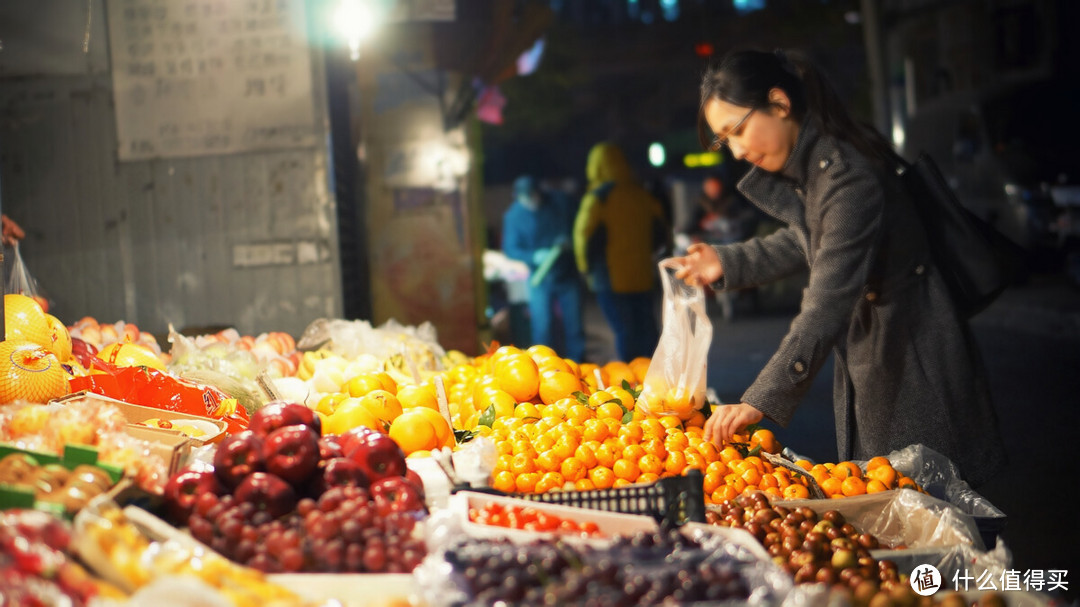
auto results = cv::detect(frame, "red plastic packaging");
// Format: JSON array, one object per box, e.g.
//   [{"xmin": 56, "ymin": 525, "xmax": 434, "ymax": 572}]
[{"xmin": 68, "ymin": 361, "xmax": 248, "ymax": 434}]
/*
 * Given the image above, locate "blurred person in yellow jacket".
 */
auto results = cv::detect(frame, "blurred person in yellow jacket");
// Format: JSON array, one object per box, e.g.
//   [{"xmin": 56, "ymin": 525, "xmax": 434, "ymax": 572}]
[{"xmin": 574, "ymin": 142, "xmax": 669, "ymax": 361}]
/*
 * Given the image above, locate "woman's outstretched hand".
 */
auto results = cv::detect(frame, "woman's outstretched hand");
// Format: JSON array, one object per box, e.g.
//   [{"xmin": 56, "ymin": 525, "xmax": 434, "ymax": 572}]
[
  {"xmin": 704, "ymin": 403, "xmax": 764, "ymax": 446},
  {"xmin": 672, "ymin": 243, "xmax": 723, "ymax": 287}
]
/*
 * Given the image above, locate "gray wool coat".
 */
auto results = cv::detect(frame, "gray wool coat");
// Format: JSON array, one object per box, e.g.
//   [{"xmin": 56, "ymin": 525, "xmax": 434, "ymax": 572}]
[{"xmin": 713, "ymin": 120, "xmax": 1006, "ymax": 488}]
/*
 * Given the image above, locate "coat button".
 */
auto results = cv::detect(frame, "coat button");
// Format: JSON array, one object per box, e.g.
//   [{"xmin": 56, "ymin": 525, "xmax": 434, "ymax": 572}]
[
  {"xmin": 819, "ymin": 159, "xmax": 830, "ymax": 169},
  {"xmin": 793, "ymin": 361, "xmax": 806, "ymax": 373},
  {"xmin": 914, "ymin": 264, "xmax": 925, "ymax": 275},
  {"xmin": 865, "ymin": 291, "xmax": 878, "ymax": 302}
]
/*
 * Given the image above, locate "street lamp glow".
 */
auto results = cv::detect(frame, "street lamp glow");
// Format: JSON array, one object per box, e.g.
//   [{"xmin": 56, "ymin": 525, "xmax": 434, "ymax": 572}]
[
  {"xmin": 334, "ymin": 0, "xmax": 380, "ymax": 60},
  {"xmin": 648, "ymin": 142, "xmax": 666, "ymax": 167}
]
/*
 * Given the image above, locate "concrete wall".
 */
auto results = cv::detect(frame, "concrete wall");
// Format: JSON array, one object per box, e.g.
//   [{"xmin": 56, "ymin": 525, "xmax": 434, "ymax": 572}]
[{"xmin": 0, "ymin": 0, "xmax": 342, "ymax": 338}]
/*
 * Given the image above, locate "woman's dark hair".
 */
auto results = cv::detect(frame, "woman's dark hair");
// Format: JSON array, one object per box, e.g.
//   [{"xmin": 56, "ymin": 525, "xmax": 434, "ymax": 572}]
[{"xmin": 698, "ymin": 48, "xmax": 895, "ymax": 165}]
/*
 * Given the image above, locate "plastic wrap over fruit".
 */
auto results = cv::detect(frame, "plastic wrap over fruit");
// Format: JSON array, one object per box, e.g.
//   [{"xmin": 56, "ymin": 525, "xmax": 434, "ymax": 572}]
[
  {"xmin": 297, "ymin": 317, "xmax": 447, "ymax": 371},
  {"xmin": 0, "ymin": 399, "xmax": 170, "ymax": 494},
  {"xmin": 450, "ymin": 435, "xmax": 497, "ymax": 488},
  {"xmin": 635, "ymin": 259, "xmax": 712, "ymax": 420},
  {"xmin": 0, "ymin": 401, "xmax": 126, "ymax": 451},
  {"xmin": 416, "ymin": 519, "xmax": 793, "ymax": 607},
  {"xmin": 871, "ymin": 443, "xmax": 1006, "ymax": 521}
]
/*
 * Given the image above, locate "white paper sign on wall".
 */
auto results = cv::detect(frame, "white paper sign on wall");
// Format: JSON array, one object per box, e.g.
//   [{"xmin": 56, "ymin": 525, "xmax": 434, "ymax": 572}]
[{"xmin": 106, "ymin": 0, "xmax": 318, "ymax": 160}]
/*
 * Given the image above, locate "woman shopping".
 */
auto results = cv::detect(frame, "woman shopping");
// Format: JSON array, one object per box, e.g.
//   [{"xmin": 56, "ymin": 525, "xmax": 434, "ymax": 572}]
[{"xmin": 673, "ymin": 49, "xmax": 1006, "ymax": 487}]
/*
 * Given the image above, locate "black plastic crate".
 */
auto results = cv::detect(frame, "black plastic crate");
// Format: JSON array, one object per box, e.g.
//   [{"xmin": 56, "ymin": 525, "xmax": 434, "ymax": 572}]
[{"xmin": 465, "ymin": 469, "xmax": 706, "ymax": 528}]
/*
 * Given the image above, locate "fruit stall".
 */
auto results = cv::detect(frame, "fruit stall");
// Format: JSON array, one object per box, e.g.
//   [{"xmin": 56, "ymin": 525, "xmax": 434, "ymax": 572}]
[{"xmin": 0, "ymin": 292, "xmax": 1060, "ymax": 607}]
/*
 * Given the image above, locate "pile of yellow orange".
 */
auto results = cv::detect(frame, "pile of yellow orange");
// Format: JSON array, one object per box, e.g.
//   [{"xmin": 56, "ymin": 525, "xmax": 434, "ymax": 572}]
[
  {"xmin": 307, "ymin": 341, "xmax": 927, "ymax": 504},
  {"xmin": 312, "ymin": 371, "xmax": 454, "ymax": 455}
]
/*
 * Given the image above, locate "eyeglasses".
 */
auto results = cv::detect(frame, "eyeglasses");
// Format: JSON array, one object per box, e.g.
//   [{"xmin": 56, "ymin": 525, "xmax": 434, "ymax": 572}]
[{"xmin": 708, "ymin": 108, "xmax": 755, "ymax": 151}]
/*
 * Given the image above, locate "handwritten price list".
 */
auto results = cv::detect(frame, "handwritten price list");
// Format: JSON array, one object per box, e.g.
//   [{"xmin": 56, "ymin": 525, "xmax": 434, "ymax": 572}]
[{"xmin": 107, "ymin": 0, "xmax": 317, "ymax": 160}]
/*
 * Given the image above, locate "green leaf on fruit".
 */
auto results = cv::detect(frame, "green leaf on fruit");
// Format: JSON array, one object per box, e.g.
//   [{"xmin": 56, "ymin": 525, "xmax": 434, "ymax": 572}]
[
  {"xmin": 478, "ymin": 405, "xmax": 496, "ymax": 428},
  {"xmin": 621, "ymin": 380, "xmax": 639, "ymax": 397},
  {"xmin": 743, "ymin": 423, "xmax": 763, "ymax": 435},
  {"xmin": 618, "ymin": 403, "xmax": 633, "ymax": 424},
  {"xmin": 454, "ymin": 429, "xmax": 479, "ymax": 443},
  {"xmin": 573, "ymin": 391, "xmax": 589, "ymax": 405}
]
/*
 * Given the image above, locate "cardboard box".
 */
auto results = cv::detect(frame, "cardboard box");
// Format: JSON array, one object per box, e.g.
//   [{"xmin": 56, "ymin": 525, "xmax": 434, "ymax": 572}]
[
  {"xmin": 121, "ymin": 425, "xmax": 192, "ymax": 477},
  {"xmin": 56, "ymin": 391, "xmax": 227, "ymax": 445}
]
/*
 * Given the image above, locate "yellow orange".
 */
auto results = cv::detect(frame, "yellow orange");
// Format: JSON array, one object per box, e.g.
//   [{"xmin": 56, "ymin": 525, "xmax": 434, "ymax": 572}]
[
  {"xmin": 841, "ymin": 476, "xmax": 867, "ymax": 496},
  {"xmin": 97, "ymin": 342, "xmax": 166, "ymax": 371},
  {"xmin": 44, "ymin": 315, "xmax": 72, "ymax": 362},
  {"xmin": 323, "ymin": 398, "xmax": 383, "ymax": 434},
  {"xmin": 346, "ymin": 373, "xmax": 385, "ymax": 398},
  {"xmin": 602, "ymin": 361, "xmax": 637, "ymax": 390},
  {"xmin": 589, "ymin": 466, "xmax": 615, "ymax": 489},
  {"xmin": 628, "ymin": 356, "xmax": 651, "ymax": 384},
  {"xmin": 783, "ymin": 484, "xmax": 811, "ymax": 500},
  {"xmin": 396, "ymin": 383, "xmax": 439, "ymax": 410},
  {"xmin": 494, "ymin": 353, "xmax": 540, "ymax": 402},
  {"xmin": 4, "ymin": 294, "xmax": 52, "ymax": 349},
  {"xmin": 388, "ymin": 408, "xmax": 440, "ymax": 454},
  {"xmin": 538, "ymin": 369, "xmax": 583, "ymax": 405},
  {"xmin": 410, "ymin": 406, "xmax": 452, "ymax": 445},
  {"xmin": 358, "ymin": 389, "xmax": 403, "ymax": 424}
]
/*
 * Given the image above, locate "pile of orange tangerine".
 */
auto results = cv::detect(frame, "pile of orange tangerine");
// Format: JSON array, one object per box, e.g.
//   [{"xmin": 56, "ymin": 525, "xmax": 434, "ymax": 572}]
[{"xmin": 311, "ymin": 342, "xmax": 924, "ymax": 503}]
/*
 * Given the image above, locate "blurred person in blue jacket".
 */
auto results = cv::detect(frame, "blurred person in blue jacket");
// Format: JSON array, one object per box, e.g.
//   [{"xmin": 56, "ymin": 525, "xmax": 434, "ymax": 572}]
[{"xmin": 502, "ymin": 175, "xmax": 586, "ymax": 362}]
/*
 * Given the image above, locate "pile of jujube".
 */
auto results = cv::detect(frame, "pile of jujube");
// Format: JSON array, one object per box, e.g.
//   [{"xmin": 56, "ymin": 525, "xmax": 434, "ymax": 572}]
[{"xmin": 162, "ymin": 401, "xmax": 427, "ymax": 573}]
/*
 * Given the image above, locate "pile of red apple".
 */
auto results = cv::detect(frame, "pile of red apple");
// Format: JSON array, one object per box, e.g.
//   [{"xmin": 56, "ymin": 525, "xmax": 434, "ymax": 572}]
[{"xmin": 163, "ymin": 401, "xmax": 427, "ymax": 573}]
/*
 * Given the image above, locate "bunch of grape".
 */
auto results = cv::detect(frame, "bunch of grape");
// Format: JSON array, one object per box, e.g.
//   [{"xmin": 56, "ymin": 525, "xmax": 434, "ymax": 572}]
[
  {"xmin": 444, "ymin": 528, "xmax": 754, "ymax": 606},
  {"xmin": 187, "ymin": 485, "xmax": 425, "ymax": 573}
]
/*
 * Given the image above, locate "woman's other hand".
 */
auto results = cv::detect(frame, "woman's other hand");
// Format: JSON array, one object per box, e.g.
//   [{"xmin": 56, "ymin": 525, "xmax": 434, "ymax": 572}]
[
  {"xmin": 672, "ymin": 243, "xmax": 723, "ymax": 287},
  {"xmin": 704, "ymin": 403, "xmax": 764, "ymax": 446}
]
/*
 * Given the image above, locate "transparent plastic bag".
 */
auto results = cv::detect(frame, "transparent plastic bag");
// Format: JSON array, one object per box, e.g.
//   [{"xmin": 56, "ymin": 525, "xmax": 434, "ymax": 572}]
[
  {"xmin": 636, "ymin": 259, "xmax": 712, "ymax": 419},
  {"xmin": 6, "ymin": 241, "xmax": 46, "ymax": 304},
  {"xmin": 878, "ymin": 443, "xmax": 1005, "ymax": 520}
]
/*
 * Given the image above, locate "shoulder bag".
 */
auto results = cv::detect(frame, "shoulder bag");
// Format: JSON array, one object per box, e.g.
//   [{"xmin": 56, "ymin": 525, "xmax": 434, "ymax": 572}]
[{"xmin": 898, "ymin": 152, "xmax": 1027, "ymax": 318}]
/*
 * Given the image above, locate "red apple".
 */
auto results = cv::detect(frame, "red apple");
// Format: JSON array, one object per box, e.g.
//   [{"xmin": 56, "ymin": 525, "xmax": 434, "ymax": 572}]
[
  {"xmin": 336, "ymin": 426, "xmax": 376, "ymax": 455},
  {"xmin": 213, "ymin": 431, "xmax": 265, "ymax": 489},
  {"xmin": 233, "ymin": 472, "xmax": 297, "ymax": 519},
  {"xmin": 163, "ymin": 468, "xmax": 223, "ymax": 524},
  {"xmin": 69, "ymin": 338, "xmax": 98, "ymax": 368},
  {"xmin": 370, "ymin": 476, "xmax": 424, "ymax": 516},
  {"xmin": 262, "ymin": 425, "xmax": 320, "ymax": 487},
  {"xmin": 307, "ymin": 457, "xmax": 370, "ymax": 497},
  {"xmin": 341, "ymin": 429, "xmax": 406, "ymax": 482},
  {"xmin": 249, "ymin": 401, "xmax": 321, "ymax": 438},
  {"xmin": 317, "ymin": 435, "xmax": 344, "ymax": 461}
]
